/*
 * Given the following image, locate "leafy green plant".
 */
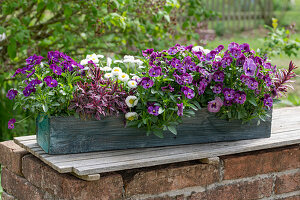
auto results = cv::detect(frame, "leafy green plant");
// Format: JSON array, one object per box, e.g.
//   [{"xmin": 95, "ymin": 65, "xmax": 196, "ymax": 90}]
[{"xmin": 260, "ymin": 18, "xmax": 300, "ymax": 58}]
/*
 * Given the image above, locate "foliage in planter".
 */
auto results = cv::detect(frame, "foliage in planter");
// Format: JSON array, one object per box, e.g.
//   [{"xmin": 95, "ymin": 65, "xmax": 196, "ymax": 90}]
[
  {"xmin": 123, "ymin": 43, "xmax": 297, "ymax": 137},
  {"xmin": 6, "ymin": 51, "xmax": 85, "ymax": 129}
]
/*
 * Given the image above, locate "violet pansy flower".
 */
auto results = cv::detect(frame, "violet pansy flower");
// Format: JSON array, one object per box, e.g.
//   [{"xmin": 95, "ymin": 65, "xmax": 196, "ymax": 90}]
[
  {"xmin": 263, "ymin": 94, "xmax": 273, "ymax": 109},
  {"xmin": 207, "ymin": 97, "xmax": 223, "ymax": 113},
  {"xmin": 223, "ymin": 88, "xmax": 235, "ymax": 101},
  {"xmin": 197, "ymin": 81, "xmax": 207, "ymax": 95},
  {"xmin": 147, "ymin": 105, "xmax": 160, "ymax": 116},
  {"xmin": 230, "ymin": 47, "xmax": 241, "ymax": 59},
  {"xmin": 212, "ymin": 71, "xmax": 225, "ymax": 82},
  {"xmin": 240, "ymin": 43, "xmax": 250, "ymax": 52},
  {"xmin": 149, "ymin": 66, "xmax": 162, "ymax": 77},
  {"xmin": 53, "ymin": 66, "xmax": 62, "ymax": 75},
  {"xmin": 181, "ymin": 73, "xmax": 193, "ymax": 84},
  {"xmin": 212, "ymin": 83, "xmax": 223, "ymax": 94},
  {"xmin": 247, "ymin": 78, "xmax": 258, "ymax": 90},
  {"xmin": 243, "ymin": 58, "xmax": 257, "ymax": 76},
  {"xmin": 234, "ymin": 91, "xmax": 247, "ymax": 104},
  {"xmin": 8, "ymin": 118, "xmax": 16, "ymax": 129},
  {"xmin": 181, "ymin": 86, "xmax": 195, "ymax": 99},
  {"xmin": 6, "ymin": 89, "xmax": 18, "ymax": 100},
  {"xmin": 139, "ymin": 77, "xmax": 154, "ymax": 89}
]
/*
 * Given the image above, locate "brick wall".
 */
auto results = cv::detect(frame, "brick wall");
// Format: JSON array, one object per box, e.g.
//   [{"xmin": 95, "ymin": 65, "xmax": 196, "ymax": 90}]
[{"xmin": 0, "ymin": 141, "xmax": 299, "ymax": 200}]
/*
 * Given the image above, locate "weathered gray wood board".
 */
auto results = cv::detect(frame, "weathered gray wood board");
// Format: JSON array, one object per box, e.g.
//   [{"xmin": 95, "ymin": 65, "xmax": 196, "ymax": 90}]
[
  {"xmin": 14, "ymin": 107, "xmax": 300, "ymax": 179},
  {"xmin": 37, "ymin": 109, "xmax": 272, "ymax": 154}
]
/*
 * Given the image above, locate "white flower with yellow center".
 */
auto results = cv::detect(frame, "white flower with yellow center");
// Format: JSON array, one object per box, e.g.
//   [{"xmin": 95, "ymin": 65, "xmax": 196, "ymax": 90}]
[
  {"xmin": 80, "ymin": 59, "xmax": 88, "ymax": 65},
  {"xmin": 112, "ymin": 67, "xmax": 122, "ymax": 76},
  {"xmin": 101, "ymin": 66, "xmax": 112, "ymax": 72},
  {"xmin": 86, "ymin": 53, "xmax": 99, "ymax": 63},
  {"xmin": 127, "ymin": 80, "xmax": 137, "ymax": 88},
  {"xmin": 118, "ymin": 73, "xmax": 130, "ymax": 82},
  {"xmin": 131, "ymin": 75, "xmax": 140, "ymax": 81},
  {"xmin": 125, "ymin": 96, "xmax": 138, "ymax": 107},
  {"xmin": 104, "ymin": 73, "xmax": 113, "ymax": 79},
  {"xmin": 125, "ymin": 112, "xmax": 138, "ymax": 121}
]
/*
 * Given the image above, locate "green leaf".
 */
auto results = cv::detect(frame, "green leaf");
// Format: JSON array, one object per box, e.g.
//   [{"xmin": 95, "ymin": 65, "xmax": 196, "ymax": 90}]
[
  {"xmin": 248, "ymin": 98, "xmax": 257, "ymax": 106},
  {"xmin": 42, "ymin": 104, "xmax": 48, "ymax": 113},
  {"xmin": 167, "ymin": 126, "xmax": 177, "ymax": 135},
  {"xmin": 8, "ymin": 38, "xmax": 16, "ymax": 59},
  {"xmin": 153, "ymin": 130, "xmax": 164, "ymax": 138},
  {"xmin": 64, "ymin": 4, "xmax": 72, "ymax": 18},
  {"xmin": 193, "ymin": 101, "xmax": 201, "ymax": 110},
  {"xmin": 188, "ymin": 104, "xmax": 198, "ymax": 111}
]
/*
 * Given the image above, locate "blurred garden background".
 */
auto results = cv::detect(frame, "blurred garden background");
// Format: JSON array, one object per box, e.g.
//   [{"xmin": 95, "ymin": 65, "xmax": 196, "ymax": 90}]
[
  {"xmin": 0, "ymin": 0, "xmax": 299, "ymax": 196},
  {"xmin": 0, "ymin": 0, "xmax": 299, "ymax": 144}
]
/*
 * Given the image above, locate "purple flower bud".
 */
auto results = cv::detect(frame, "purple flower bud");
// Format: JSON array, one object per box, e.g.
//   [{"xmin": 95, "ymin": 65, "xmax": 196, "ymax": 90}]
[
  {"xmin": 6, "ymin": 89, "xmax": 18, "ymax": 100},
  {"xmin": 177, "ymin": 103, "xmax": 184, "ymax": 116}
]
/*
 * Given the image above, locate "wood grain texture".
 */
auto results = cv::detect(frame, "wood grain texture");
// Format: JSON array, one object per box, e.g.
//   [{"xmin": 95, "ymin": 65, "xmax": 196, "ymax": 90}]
[
  {"xmin": 36, "ymin": 108, "xmax": 273, "ymax": 154},
  {"xmin": 13, "ymin": 107, "xmax": 300, "ymax": 179}
]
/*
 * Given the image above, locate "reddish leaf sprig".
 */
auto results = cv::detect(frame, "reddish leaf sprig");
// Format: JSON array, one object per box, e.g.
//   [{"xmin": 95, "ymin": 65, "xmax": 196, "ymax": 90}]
[
  {"xmin": 273, "ymin": 61, "xmax": 298, "ymax": 97},
  {"xmin": 69, "ymin": 66, "xmax": 132, "ymax": 120}
]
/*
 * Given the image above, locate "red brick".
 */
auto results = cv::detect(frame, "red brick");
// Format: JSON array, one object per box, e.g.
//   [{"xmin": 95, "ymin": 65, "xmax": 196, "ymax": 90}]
[
  {"xmin": 1, "ymin": 167, "xmax": 53, "ymax": 200},
  {"xmin": 221, "ymin": 145, "xmax": 300, "ymax": 180},
  {"xmin": 145, "ymin": 195, "xmax": 184, "ymax": 200},
  {"xmin": 0, "ymin": 140, "xmax": 28, "ymax": 176},
  {"xmin": 1, "ymin": 192, "xmax": 17, "ymax": 200},
  {"xmin": 275, "ymin": 195, "xmax": 300, "ymax": 200},
  {"xmin": 22, "ymin": 155, "xmax": 123, "ymax": 200},
  {"xmin": 188, "ymin": 178, "xmax": 273, "ymax": 200},
  {"xmin": 125, "ymin": 162, "xmax": 219, "ymax": 197},
  {"xmin": 275, "ymin": 172, "xmax": 300, "ymax": 194}
]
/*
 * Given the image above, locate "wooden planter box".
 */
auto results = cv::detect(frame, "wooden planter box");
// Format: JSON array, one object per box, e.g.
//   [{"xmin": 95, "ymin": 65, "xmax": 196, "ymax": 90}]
[{"xmin": 37, "ymin": 109, "xmax": 272, "ymax": 154}]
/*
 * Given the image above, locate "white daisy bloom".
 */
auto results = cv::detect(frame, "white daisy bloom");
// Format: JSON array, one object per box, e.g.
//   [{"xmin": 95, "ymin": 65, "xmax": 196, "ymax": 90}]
[
  {"xmin": 127, "ymin": 80, "xmax": 137, "ymax": 88},
  {"xmin": 118, "ymin": 73, "xmax": 130, "ymax": 82},
  {"xmin": 203, "ymin": 49, "xmax": 211, "ymax": 54},
  {"xmin": 86, "ymin": 53, "xmax": 99, "ymax": 63},
  {"xmin": 134, "ymin": 59, "xmax": 144, "ymax": 66},
  {"xmin": 192, "ymin": 46, "xmax": 204, "ymax": 52},
  {"xmin": 112, "ymin": 67, "xmax": 122, "ymax": 76},
  {"xmin": 125, "ymin": 96, "xmax": 138, "ymax": 107},
  {"xmin": 104, "ymin": 73, "xmax": 113, "ymax": 79},
  {"xmin": 107, "ymin": 57, "xmax": 112, "ymax": 67},
  {"xmin": 97, "ymin": 54, "xmax": 104, "ymax": 58},
  {"xmin": 124, "ymin": 55, "xmax": 135, "ymax": 61},
  {"xmin": 138, "ymin": 66, "xmax": 146, "ymax": 69},
  {"xmin": 131, "ymin": 75, "xmax": 141, "ymax": 82},
  {"xmin": 101, "ymin": 66, "xmax": 112, "ymax": 72},
  {"xmin": 80, "ymin": 59, "xmax": 88, "ymax": 65},
  {"xmin": 114, "ymin": 60, "xmax": 123, "ymax": 63},
  {"xmin": 158, "ymin": 107, "xmax": 164, "ymax": 114},
  {"xmin": 125, "ymin": 112, "xmax": 138, "ymax": 121}
]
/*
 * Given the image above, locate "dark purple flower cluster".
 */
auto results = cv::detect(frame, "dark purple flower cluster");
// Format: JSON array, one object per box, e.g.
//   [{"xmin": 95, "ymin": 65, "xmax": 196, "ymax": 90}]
[
  {"xmin": 8, "ymin": 118, "xmax": 16, "ymax": 129},
  {"xmin": 6, "ymin": 89, "xmax": 18, "ymax": 100},
  {"xmin": 23, "ymin": 78, "xmax": 42, "ymax": 97}
]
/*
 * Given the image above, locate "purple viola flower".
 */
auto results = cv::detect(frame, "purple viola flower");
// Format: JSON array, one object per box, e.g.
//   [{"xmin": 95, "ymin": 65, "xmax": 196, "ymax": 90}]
[
  {"xmin": 224, "ymin": 99, "xmax": 233, "ymax": 106},
  {"xmin": 263, "ymin": 94, "xmax": 273, "ymax": 109},
  {"xmin": 240, "ymin": 43, "xmax": 250, "ymax": 52},
  {"xmin": 168, "ymin": 47, "xmax": 178, "ymax": 55},
  {"xmin": 47, "ymin": 51, "xmax": 60, "ymax": 64},
  {"xmin": 205, "ymin": 50, "xmax": 217, "ymax": 61},
  {"xmin": 247, "ymin": 77, "xmax": 258, "ymax": 90},
  {"xmin": 223, "ymin": 88, "xmax": 235, "ymax": 100},
  {"xmin": 228, "ymin": 42, "xmax": 239, "ymax": 50},
  {"xmin": 149, "ymin": 66, "xmax": 162, "ymax": 77},
  {"xmin": 234, "ymin": 91, "xmax": 246, "ymax": 104},
  {"xmin": 26, "ymin": 55, "xmax": 44, "ymax": 65},
  {"xmin": 174, "ymin": 72, "xmax": 183, "ymax": 85},
  {"xmin": 197, "ymin": 81, "xmax": 207, "ymax": 95},
  {"xmin": 147, "ymin": 105, "xmax": 160, "ymax": 116},
  {"xmin": 212, "ymin": 83, "xmax": 223, "ymax": 94},
  {"xmin": 263, "ymin": 62, "xmax": 272, "ymax": 69},
  {"xmin": 139, "ymin": 77, "xmax": 154, "ymax": 89},
  {"xmin": 176, "ymin": 64, "xmax": 186, "ymax": 74},
  {"xmin": 53, "ymin": 66, "xmax": 62, "ymax": 75},
  {"xmin": 161, "ymin": 84, "xmax": 174, "ymax": 92},
  {"xmin": 188, "ymin": 62, "xmax": 197, "ymax": 71},
  {"xmin": 43, "ymin": 76, "xmax": 58, "ymax": 88},
  {"xmin": 212, "ymin": 61, "xmax": 222, "ymax": 71},
  {"xmin": 212, "ymin": 71, "xmax": 225, "ymax": 82},
  {"xmin": 263, "ymin": 75, "xmax": 272, "ymax": 87},
  {"xmin": 193, "ymin": 51, "xmax": 203, "ymax": 61},
  {"xmin": 236, "ymin": 54, "xmax": 246, "ymax": 67},
  {"xmin": 30, "ymin": 78, "xmax": 42, "ymax": 85},
  {"xmin": 243, "ymin": 58, "xmax": 257, "ymax": 76},
  {"xmin": 257, "ymin": 71, "xmax": 264, "ymax": 79},
  {"xmin": 177, "ymin": 103, "xmax": 184, "ymax": 116},
  {"xmin": 181, "ymin": 73, "xmax": 193, "ymax": 84},
  {"xmin": 221, "ymin": 56, "xmax": 232, "ymax": 68},
  {"xmin": 44, "ymin": 76, "xmax": 53, "ymax": 85},
  {"xmin": 8, "ymin": 118, "xmax": 16, "ymax": 129},
  {"xmin": 240, "ymin": 75, "xmax": 249, "ymax": 84},
  {"xmin": 185, "ymin": 44, "xmax": 193, "ymax": 51},
  {"xmin": 230, "ymin": 47, "xmax": 241, "ymax": 59},
  {"xmin": 181, "ymin": 86, "xmax": 195, "ymax": 99},
  {"xmin": 207, "ymin": 97, "xmax": 223, "ymax": 113},
  {"xmin": 254, "ymin": 56, "xmax": 264, "ymax": 66},
  {"xmin": 142, "ymin": 48, "xmax": 154, "ymax": 57},
  {"xmin": 6, "ymin": 89, "xmax": 18, "ymax": 100},
  {"xmin": 215, "ymin": 45, "xmax": 224, "ymax": 53}
]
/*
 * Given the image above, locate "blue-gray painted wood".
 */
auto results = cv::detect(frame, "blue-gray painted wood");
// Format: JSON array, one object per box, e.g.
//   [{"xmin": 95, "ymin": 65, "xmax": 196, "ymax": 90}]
[{"xmin": 36, "ymin": 109, "xmax": 272, "ymax": 154}]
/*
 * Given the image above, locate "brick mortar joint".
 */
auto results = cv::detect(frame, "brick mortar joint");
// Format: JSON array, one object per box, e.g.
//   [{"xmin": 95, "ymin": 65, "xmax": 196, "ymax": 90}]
[{"xmin": 128, "ymin": 168, "xmax": 300, "ymax": 200}]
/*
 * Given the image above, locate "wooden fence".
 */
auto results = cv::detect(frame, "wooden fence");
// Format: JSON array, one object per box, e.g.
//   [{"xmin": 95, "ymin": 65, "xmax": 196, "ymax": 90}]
[{"xmin": 205, "ymin": 0, "xmax": 275, "ymax": 31}]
